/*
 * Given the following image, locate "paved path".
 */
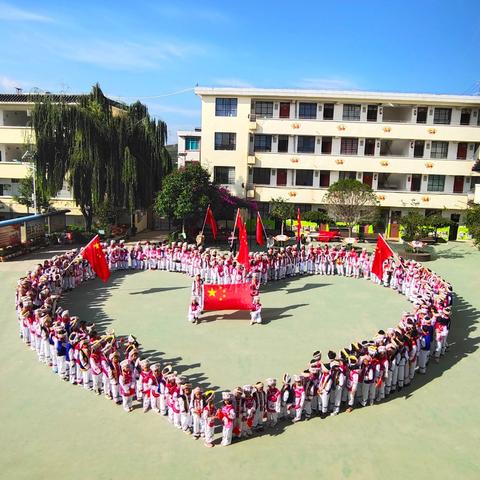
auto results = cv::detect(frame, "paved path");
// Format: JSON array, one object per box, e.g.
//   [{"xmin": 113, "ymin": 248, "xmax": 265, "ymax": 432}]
[{"xmin": 0, "ymin": 241, "xmax": 479, "ymax": 479}]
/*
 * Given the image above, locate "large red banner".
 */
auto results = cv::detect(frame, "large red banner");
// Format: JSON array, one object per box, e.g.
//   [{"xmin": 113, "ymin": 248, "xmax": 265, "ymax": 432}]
[{"xmin": 203, "ymin": 283, "xmax": 252, "ymax": 311}]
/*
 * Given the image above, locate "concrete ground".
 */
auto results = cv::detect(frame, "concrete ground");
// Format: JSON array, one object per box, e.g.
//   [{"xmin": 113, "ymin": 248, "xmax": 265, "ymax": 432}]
[{"xmin": 0, "ymin": 242, "xmax": 479, "ymax": 480}]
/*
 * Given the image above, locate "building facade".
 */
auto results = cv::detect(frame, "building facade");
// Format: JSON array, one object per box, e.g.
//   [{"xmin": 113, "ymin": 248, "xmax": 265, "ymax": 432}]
[
  {"xmin": 0, "ymin": 93, "xmax": 128, "ymax": 225},
  {"xmin": 177, "ymin": 128, "xmax": 201, "ymax": 168},
  {"xmin": 195, "ymin": 87, "xmax": 480, "ymax": 236}
]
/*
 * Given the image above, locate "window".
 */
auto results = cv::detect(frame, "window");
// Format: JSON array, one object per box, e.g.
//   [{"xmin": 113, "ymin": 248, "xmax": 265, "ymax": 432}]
[
  {"xmin": 414, "ymin": 140, "xmax": 425, "ymax": 158},
  {"xmin": 416, "ymin": 106, "xmax": 428, "ymax": 124},
  {"xmin": 342, "ymin": 104, "xmax": 361, "ymax": 121},
  {"xmin": 377, "ymin": 173, "xmax": 406, "ymax": 190},
  {"xmin": 319, "ymin": 170, "xmax": 330, "ymax": 188},
  {"xmin": 340, "ymin": 138, "xmax": 358, "ymax": 155},
  {"xmin": 214, "ymin": 132, "xmax": 236, "ymax": 150},
  {"xmin": 0, "ymin": 183, "xmax": 11, "ymax": 196},
  {"xmin": 185, "ymin": 137, "xmax": 200, "ymax": 150},
  {"xmin": 297, "ymin": 135, "xmax": 315, "ymax": 153},
  {"xmin": 278, "ymin": 135, "xmax": 289, "ymax": 153},
  {"xmin": 470, "ymin": 177, "xmax": 480, "ymax": 192},
  {"xmin": 433, "ymin": 108, "xmax": 452, "ymax": 125},
  {"xmin": 430, "ymin": 141, "xmax": 448, "ymax": 159},
  {"xmin": 298, "ymin": 102, "xmax": 317, "ymax": 119},
  {"xmin": 323, "ymin": 103, "xmax": 334, "ymax": 120},
  {"xmin": 457, "ymin": 143, "xmax": 467, "ymax": 160},
  {"xmin": 364, "ymin": 138, "xmax": 375, "ymax": 156},
  {"xmin": 214, "ymin": 166, "xmax": 235, "ymax": 184},
  {"xmin": 254, "ymin": 101, "xmax": 273, "ymax": 118},
  {"xmin": 321, "ymin": 136, "xmax": 332, "ymax": 154},
  {"xmin": 254, "ymin": 134, "xmax": 272, "ymax": 152},
  {"xmin": 295, "ymin": 169, "xmax": 313, "ymax": 186},
  {"xmin": 339, "ymin": 171, "xmax": 356, "ymax": 180},
  {"xmin": 460, "ymin": 109, "xmax": 471, "ymax": 125},
  {"xmin": 215, "ymin": 98, "xmax": 237, "ymax": 117},
  {"xmin": 367, "ymin": 105, "xmax": 378, "ymax": 122},
  {"xmin": 252, "ymin": 168, "xmax": 271, "ymax": 185},
  {"xmin": 427, "ymin": 175, "xmax": 445, "ymax": 192}
]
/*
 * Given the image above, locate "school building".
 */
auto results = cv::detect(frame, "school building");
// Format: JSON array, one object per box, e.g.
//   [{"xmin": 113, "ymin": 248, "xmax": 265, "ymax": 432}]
[{"xmin": 195, "ymin": 87, "xmax": 480, "ymax": 238}]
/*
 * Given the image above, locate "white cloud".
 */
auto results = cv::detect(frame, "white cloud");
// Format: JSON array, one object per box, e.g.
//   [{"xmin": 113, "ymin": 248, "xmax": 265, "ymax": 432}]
[
  {"xmin": 148, "ymin": 103, "xmax": 200, "ymax": 119},
  {"xmin": 297, "ymin": 77, "xmax": 358, "ymax": 90},
  {"xmin": 0, "ymin": 74, "xmax": 30, "ymax": 92},
  {"xmin": 214, "ymin": 78, "xmax": 254, "ymax": 88},
  {"xmin": 41, "ymin": 37, "xmax": 205, "ymax": 70},
  {"xmin": 0, "ymin": 2, "xmax": 53, "ymax": 22}
]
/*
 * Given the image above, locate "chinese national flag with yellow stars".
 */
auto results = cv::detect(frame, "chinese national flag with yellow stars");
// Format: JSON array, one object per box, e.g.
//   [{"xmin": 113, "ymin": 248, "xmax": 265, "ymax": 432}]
[
  {"xmin": 82, "ymin": 235, "xmax": 111, "ymax": 282},
  {"xmin": 203, "ymin": 283, "xmax": 252, "ymax": 311}
]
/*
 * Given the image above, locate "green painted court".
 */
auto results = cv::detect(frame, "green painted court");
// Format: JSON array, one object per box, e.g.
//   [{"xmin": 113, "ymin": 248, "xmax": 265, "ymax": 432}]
[{"xmin": 1, "ymin": 241, "xmax": 479, "ymax": 479}]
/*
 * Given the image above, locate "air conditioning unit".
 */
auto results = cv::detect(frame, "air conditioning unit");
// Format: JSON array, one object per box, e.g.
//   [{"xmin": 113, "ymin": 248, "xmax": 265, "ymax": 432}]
[
  {"xmin": 248, "ymin": 114, "xmax": 257, "ymax": 122},
  {"xmin": 247, "ymin": 189, "xmax": 255, "ymax": 198},
  {"xmin": 247, "ymin": 155, "xmax": 256, "ymax": 165}
]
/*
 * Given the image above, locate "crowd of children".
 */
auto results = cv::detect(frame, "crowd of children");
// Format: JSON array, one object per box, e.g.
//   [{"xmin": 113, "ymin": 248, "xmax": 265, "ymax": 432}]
[{"xmin": 15, "ymin": 239, "xmax": 453, "ymax": 447}]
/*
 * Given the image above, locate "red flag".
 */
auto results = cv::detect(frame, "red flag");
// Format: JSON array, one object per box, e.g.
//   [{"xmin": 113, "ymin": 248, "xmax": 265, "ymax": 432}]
[
  {"xmin": 81, "ymin": 235, "xmax": 111, "ymax": 282},
  {"xmin": 296, "ymin": 208, "xmax": 302, "ymax": 241},
  {"xmin": 256, "ymin": 211, "xmax": 265, "ymax": 246},
  {"xmin": 236, "ymin": 213, "xmax": 250, "ymax": 270},
  {"xmin": 205, "ymin": 206, "xmax": 217, "ymax": 240},
  {"xmin": 203, "ymin": 283, "xmax": 252, "ymax": 311},
  {"xmin": 371, "ymin": 235, "xmax": 394, "ymax": 279}
]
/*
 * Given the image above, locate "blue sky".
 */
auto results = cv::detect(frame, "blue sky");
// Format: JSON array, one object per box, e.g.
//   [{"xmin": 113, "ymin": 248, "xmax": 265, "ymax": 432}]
[{"xmin": 0, "ymin": 0, "xmax": 479, "ymax": 142}]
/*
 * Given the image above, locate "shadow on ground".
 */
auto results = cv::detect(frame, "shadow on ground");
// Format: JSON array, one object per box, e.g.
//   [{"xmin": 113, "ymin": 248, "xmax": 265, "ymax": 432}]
[{"xmin": 59, "ymin": 267, "xmax": 480, "ymax": 446}]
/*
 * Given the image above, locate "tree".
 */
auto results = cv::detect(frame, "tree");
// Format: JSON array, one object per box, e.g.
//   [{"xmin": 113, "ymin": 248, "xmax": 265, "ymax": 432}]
[
  {"xmin": 465, "ymin": 203, "xmax": 480, "ymax": 248},
  {"xmin": 302, "ymin": 209, "xmax": 332, "ymax": 226},
  {"xmin": 269, "ymin": 197, "xmax": 294, "ymax": 234},
  {"xmin": 13, "ymin": 173, "xmax": 50, "ymax": 214},
  {"xmin": 31, "ymin": 84, "xmax": 171, "ymax": 231},
  {"xmin": 154, "ymin": 163, "xmax": 213, "ymax": 234},
  {"xmin": 424, "ymin": 214, "xmax": 451, "ymax": 242},
  {"xmin": 324, "ymin": 179, "xmax": 379, "ymax": 237},
  {"xmin": 13, "ymin": 175, "xmax": 33, "ymax": 214},
  {"xmin": 399, "ymin": 211, "xmax": 425, "ymax": 241}
]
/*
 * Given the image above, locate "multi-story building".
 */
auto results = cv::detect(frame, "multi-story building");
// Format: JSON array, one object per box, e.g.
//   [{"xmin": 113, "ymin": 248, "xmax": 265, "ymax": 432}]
[
  {"xmin": 195, "ymin": 87, "xmax": 480, "ymax": 237},
  {"xmin": 0, "ymin": 93, "xmax": 122, "ymax": 224},
  {"xmin": 177, "ymin": 128, "xmax": 201, "ymax": 168}
]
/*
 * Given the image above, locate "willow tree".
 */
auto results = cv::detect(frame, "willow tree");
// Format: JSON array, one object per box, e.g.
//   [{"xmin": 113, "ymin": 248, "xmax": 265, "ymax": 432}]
[{"xmin": 31, "ymin": 84, "xmax": 171, "ymax": 230}]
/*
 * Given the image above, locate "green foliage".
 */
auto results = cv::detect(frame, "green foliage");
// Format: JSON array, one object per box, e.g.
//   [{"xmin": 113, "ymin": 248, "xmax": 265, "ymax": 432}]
[
  {"xmin": 424, "ymin": 213, "xmax": 451, "ymax": 241},
  {"xmin": 324, "ymin": 179, "xmax": 379, "ymax": 236},
  {"xmin": 154, "ymin": 164, "xmax": 212, "ymax": 230},
  {"xmin": 270, "ymin": 197, "xmax": 295, "ymax": 223},
  {"xmin": 13, "ymin": 175, "xmax": 33, "ymax": 213},
  {"xmin": 13, "ymin": 173, "xmax": 50, "ymax": 213},
  {"xmin": 269, "ymin": 197, "xmax": 295, "ymax": 233},
  {"xmin": 31, "ymin": 84, "xmax": 171, "ymax": 230},
  {"xmin": 399, "ymin": 211, "xmax": 425, "ymax": 241},
  {"xmin": 301, "ymin": 209, "xmax": 332, "ymax": 225},
  {"xmin": 465, "ymin": 204, "xmax": 480, "ymax": 247}
]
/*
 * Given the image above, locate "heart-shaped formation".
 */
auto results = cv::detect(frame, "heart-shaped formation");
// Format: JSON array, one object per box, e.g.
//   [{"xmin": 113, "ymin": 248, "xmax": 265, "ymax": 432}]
[{"xmin": 14, "ymin": 244, "xmax": 453, "ymax": 447}]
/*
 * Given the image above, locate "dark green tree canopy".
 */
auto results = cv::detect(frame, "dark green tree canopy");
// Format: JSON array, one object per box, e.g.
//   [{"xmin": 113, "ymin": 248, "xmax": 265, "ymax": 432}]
[
  {"xmin": 31, "ymin": 84, "xmax": 171, "ymax": 230},
  {"xmin": 324, "ymin": 179, "xmax": 379, "ymax": 236},
  {"xmin": 465, "ymin": 203, "xmax": 480, "ymax": 248}
]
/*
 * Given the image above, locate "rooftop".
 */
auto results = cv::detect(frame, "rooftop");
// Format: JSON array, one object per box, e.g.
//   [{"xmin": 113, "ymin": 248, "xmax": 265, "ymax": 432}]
[{"xmin": 194, "ymin": 87, "xmax": 480, "ymax": 106}]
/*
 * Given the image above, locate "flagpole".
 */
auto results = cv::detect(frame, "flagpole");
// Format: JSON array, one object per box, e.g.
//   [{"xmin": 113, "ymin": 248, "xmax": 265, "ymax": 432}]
[
  {"xmin": 64, "ymin": 234, "xmax": 99, "ymax": 271},
  {"xmin": 200, "ymin": 205, "xmax": 210, "ymax": 236}
]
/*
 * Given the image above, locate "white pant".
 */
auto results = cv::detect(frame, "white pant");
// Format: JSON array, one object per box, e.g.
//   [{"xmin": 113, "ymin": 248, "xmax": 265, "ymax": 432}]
[{"xmin": 221, "ymin": 425, "xmax": 233, "ymax": 446}]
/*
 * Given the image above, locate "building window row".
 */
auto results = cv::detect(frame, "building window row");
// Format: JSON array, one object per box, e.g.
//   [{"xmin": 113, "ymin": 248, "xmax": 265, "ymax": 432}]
[
  {"xmin": 249, "ymin": 168, "xmax": 473, "ymax": 194},
  {"xmin": 208, "ymin": 97, "xmax": 480, "ymax": 125},
  {"xmin": 249, "ymin": 133, "xmax": 478, "ymax": 160}
]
